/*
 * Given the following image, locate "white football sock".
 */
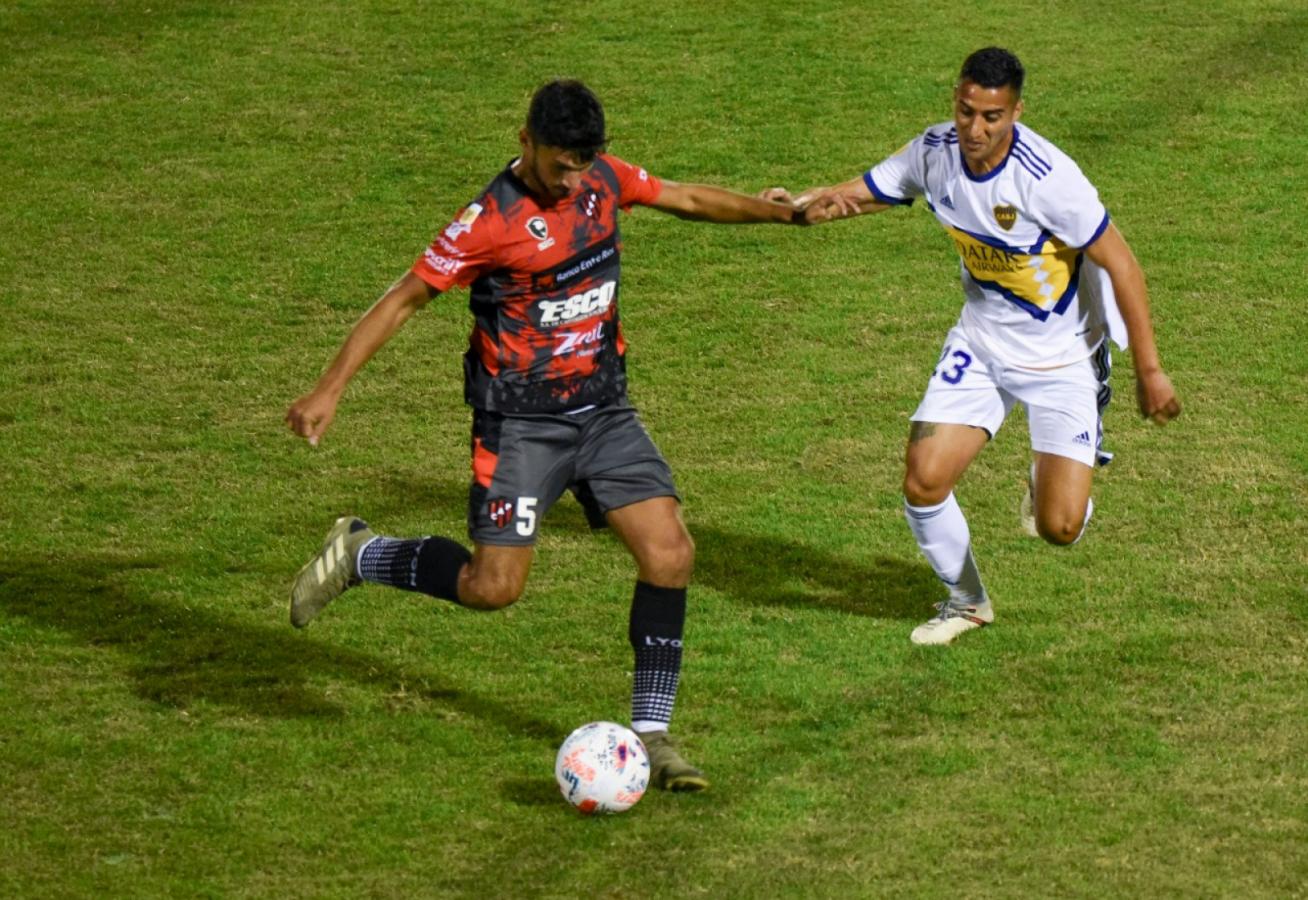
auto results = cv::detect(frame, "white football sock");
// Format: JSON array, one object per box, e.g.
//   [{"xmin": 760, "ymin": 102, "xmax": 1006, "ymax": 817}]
[
  {"xmin": 905, "ymin": 493, "xmax": 988, "ymax": 608},
  {"xmin": 1071, "ymin": 497, "xmax": 1094, "ymax": 545}
]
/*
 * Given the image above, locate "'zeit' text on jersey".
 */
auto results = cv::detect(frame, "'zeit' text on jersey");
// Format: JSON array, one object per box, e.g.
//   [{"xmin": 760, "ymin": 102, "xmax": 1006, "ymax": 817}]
[{"xmin": 554, "ymin": 320, "xmax": 604, "ymax": 358}]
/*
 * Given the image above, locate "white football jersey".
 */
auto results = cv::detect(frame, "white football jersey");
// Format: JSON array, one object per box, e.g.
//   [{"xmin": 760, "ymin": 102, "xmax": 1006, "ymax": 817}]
[{"xmin": 867, "ymin": 122, "xmax": 1121, "ymax": 367}]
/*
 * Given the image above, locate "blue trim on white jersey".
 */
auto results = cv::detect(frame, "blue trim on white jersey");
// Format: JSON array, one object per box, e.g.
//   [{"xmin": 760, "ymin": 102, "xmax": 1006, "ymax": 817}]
[
  {"xmin": 959, "ymin": 125, "xmax": 1022, "ymax": 183},
  {"xmin": 951, "ymin": 223, "xmax": 1030, "ymax": 256},
  {"xmin": 1012, "ymin": 142, "xmax": 1050, "ymax": 172},
  {"xmin": 863, "ymin": 171, "xmax": 913, "ymax": 206},
  {"xmin": 1078, "ymin": 212, "xmax": 1111, "ymax": 249},
  {"xmin": 965, "ymin": 251, "xmax": 1085, "ymax": 322},
  {"xmin": 1011, "ymin": 140, "xmax": 1051, "ymax": 180},
  {"xmin": 923, "ymin": 127, "xmax": 958, "ymax": 147},
  {"xmin": 952, "ymin": 223, "xmax": 1088, "ymax": 262},
  {"xmin": 1028, "ymin": 228, "xmax": 1055, "ymax": 255}
]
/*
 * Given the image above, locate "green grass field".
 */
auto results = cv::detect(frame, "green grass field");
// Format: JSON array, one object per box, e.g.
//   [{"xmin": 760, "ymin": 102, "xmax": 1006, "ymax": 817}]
[{"xmin": 3, "ymin": 1, "xmax": 1306, "ymax": 896}]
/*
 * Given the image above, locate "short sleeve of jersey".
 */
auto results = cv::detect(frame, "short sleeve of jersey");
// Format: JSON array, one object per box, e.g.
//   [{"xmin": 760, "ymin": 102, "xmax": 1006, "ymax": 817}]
[
  {"xmin": 412, "ymin": 201, "xmax": 497, "ymax": 292},
  {"xmin": 603, "ymin": 154, "xmax": 663, "ymax": 210},
  {"xmin": 864, "ymin": 138, "xmax": 924, "ymax": 206},
  {"xmin": 1026, "ymin": 152, "xmax": 1110, "ymax": 249}
]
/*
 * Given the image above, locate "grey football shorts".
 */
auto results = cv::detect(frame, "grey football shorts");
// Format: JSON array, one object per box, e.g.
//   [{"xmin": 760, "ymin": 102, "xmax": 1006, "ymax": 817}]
[{"xmin": 467, "ymin": 403, "xmax": 680, "ymax": 546}]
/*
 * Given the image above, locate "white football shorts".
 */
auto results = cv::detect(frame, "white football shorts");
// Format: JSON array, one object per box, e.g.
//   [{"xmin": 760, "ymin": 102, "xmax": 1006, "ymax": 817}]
[{"xmin": 911, "ymin": 324, "xmax": 1113, "ymax": 467}]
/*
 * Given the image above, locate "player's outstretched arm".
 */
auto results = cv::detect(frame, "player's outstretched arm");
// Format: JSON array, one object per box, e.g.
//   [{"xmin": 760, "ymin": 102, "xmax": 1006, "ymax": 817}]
[
  {"xmin": 286, "ymin": 271, "xmax": 438, "ymax": 446},
  {"xmin": 1084, "ymin": 223, "xmax": 1181, "ymax": 425},
  {"xmin": 760, "ymin": 177, "xmax": 892, "ymax": 224},
  {"xmin": 649, "ymin": 180, "xmax": 803, "ymax": 224}
]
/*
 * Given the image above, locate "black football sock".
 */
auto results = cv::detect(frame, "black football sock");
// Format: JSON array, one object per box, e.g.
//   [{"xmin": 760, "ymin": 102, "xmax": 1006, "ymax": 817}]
[
  {"xmin": 628, "ymin": 581, "xmax": 687, "ymax": 733},
  {"xmin": 358, "ymin": 536, "xmax": 470, "ymax": 604}
]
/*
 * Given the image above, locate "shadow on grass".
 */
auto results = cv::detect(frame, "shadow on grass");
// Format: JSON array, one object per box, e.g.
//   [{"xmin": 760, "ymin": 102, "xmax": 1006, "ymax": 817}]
[
  {"xmin": 692, "ymin": 525, "xmax": 933, "ymax": 620},
  {"xmin": 0, "ymin": 475, "xmax": 931, "ymax": 733},
  {"xmin": 367, "ymin": 475, "xmax": 936, "ymax": 620},
  {"xmin": 500, "ymin": 777, "xmax": 564, "ymax": 808},
  {"xmin": 0, "ymin": 554, "xmax": 561, "ymax": 739}
]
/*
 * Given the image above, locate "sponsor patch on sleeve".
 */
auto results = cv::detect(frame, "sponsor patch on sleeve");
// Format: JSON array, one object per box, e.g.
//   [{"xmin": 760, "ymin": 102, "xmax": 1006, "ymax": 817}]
[
  {"xmin": 443, "ymin": 202, "xmax": 483, "ymax": 241},
  {"xmin": 422, "ymin": 247, "xmax": 463, "ymax": 276}
]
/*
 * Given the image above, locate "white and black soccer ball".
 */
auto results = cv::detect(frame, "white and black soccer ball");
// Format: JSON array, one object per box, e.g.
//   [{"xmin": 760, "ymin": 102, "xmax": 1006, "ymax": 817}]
[{"xmin": 554, "ymin": 721, "xmax": 649, "ymax": 814}]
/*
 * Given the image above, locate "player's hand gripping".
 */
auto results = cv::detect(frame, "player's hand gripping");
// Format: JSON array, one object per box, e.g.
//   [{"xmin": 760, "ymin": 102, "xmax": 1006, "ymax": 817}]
[
  {"xmin": 756, "ymin": 186, "xmax": 815, "ymax": 225},
  {"xmin": 757, "ymin": 186, "xmax": 860, "ymax": 224},
  {"xmin": 286, "ymin": 388, "xmax": 341, "ymax": 447},
  {"xmin": 1136, "ymin": 369, "xmax": 1181, "ymax": 425},
  {"xmin": 801, "ymin": 189, "xmax": 864, "ymax": 223},
  {"xmin": 758, "ymin": 187, "xmax": 795, "ymax": 205}
]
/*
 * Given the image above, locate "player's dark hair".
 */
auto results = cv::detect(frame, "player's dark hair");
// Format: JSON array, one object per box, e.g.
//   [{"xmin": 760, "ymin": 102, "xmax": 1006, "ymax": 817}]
[
  {"xmin": 959, "ymin": 47, "xmax": 1025, "ymax": 97},
  {"xmin": 526, "ymin": 80, "xmax": 607, "ymax": 161}
]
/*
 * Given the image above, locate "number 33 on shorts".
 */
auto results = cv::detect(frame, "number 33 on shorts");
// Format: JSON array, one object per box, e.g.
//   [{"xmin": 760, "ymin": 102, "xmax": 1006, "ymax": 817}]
[{"xmin": 934, "ymin": 344, "xmax": 973, "ymax": 385}]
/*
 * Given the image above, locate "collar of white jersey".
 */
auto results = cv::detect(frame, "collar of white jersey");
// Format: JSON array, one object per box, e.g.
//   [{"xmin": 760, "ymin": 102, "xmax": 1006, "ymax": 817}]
[{"xmin": 959, "ymin": 124, "xmax": 1022, "ymax": 184}]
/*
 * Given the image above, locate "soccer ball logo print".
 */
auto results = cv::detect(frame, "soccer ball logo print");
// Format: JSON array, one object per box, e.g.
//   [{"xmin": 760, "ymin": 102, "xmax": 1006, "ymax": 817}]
[{"xmin": 554, "ymin": 722, "xmax": 649, "ymax": 814}]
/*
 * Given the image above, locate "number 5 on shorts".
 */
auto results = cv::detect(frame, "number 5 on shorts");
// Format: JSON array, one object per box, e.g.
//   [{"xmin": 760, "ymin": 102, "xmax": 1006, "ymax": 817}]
[{"xmin": 515, "ymin": 497, "xmax": 538, "ymax": 537}]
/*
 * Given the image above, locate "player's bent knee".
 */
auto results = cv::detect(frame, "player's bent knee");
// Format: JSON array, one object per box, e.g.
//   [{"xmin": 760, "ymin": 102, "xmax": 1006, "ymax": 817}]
[
  {"xmin": 461, "ymin": 577, "xmax": 524, "ymax": 611},
  {"xmin": 668, "ymin": 534, "xmax": 695, "ymax": 582},
  {"xmin": 903, "ymin": 472, "xmax": 950, "ymax": 508},
  {"xmin": 1036, "ymin": 516, "xmax": 1081, "ymax": 546},
  {"xmin": 655, "ymin": 546, "xmax": 695, "ymax": 585},
  {"xmin": 643, "ymin": 534, "xmax": 695, "ymax": 587}
]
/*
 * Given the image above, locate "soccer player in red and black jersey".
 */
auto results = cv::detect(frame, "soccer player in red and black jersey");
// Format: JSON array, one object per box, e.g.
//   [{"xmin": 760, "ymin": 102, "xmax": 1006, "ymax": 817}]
[{"xmin": 285, "ymin": 80, "xmax": 802, "ymax": 791}]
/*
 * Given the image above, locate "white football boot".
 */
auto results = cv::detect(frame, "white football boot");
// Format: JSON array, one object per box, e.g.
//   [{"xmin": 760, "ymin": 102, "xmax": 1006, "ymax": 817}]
[
  {"xmin": 1020, "ymin": 463, "xmax": 1039, "ymax": 537},
  {"xmin": 910, "ymin": 599, "xmax": 994, "ymax": 646}
]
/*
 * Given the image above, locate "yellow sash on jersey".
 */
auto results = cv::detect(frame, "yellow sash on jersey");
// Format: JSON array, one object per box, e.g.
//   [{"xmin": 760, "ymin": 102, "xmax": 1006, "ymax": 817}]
[{"xmin": 947, "ymin": 225, "xmax": 1081, "ymax": 316}]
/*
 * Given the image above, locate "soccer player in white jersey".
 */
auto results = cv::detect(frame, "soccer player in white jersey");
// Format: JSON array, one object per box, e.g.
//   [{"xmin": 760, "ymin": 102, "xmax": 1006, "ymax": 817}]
[{"xmin": 764, "ymin": 47, "xmax": 1181, "ymax": 645}]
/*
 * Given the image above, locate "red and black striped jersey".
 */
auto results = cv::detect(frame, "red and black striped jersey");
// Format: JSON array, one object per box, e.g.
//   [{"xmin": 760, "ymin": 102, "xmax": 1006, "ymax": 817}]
[{"xmin": 412, "ymin": 154, "xmax": 663, "ymax": 414}]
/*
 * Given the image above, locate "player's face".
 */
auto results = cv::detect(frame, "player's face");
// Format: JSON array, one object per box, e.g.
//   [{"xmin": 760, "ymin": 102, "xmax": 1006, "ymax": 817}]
[
  {"xmin": 518, "ymin": 130, "xmax": 592, "ymax": 202},
  {"xmin": 953, "ymin": 81, "xmax": 1023, "ymax": 172}
]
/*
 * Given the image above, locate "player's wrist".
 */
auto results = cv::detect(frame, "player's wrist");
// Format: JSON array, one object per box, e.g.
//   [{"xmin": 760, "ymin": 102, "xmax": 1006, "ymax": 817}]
[{"xmin": 313, "ymin": 377, "xmax": 349, "ymax": 401}]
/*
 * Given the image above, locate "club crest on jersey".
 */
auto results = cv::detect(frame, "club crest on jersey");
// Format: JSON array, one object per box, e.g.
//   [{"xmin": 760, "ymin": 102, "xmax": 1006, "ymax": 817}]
[
  {"xmin": 993, "ymin": 204, "xmax": 1017, "ymax": 231},
  {"xmin": 487, "ymin": 498, "xmax": 514, "ymax": 529},
  {"xmin": 444, "ymin": 202, "xmax": 483, "ymax": 241},
  {"xmin": 526, "ymin": 216, "xmax": 554, "ymax": 250}
]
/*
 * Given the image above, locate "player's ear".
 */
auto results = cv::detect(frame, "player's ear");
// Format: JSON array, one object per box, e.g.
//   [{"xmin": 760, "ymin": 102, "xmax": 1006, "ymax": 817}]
[
  {"xmin": 518, "ymin": 127, "xmax": 533, "ymax": 154},
  {"xmin": 1012, "ymin": 98, "xmax": 1024, "ymax": 121}
]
